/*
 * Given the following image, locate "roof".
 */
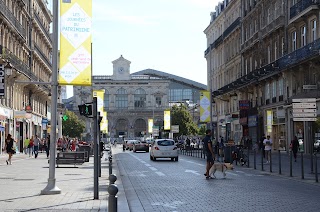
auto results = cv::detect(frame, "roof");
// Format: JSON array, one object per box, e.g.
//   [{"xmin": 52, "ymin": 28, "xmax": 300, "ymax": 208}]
[{"xmin": 132, "ymin": 69, "xmax": 207, "ymax": 90}]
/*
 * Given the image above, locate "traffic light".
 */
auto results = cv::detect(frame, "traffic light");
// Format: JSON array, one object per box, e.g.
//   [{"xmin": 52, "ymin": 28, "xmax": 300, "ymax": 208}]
[{"xmin": 78, "ymin": 104, "xmax": 93, "ymax": 117}]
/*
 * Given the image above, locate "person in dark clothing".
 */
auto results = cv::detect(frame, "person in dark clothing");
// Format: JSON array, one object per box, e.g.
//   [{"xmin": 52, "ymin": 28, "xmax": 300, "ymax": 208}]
[
  {"xmin": 291, "ymin": 136, "xmax": 299, "ymax": 162},
  {"xmin": 45, "ymin": 136, "xmax": 50, "ymax": 158},
  {"xmin": 3, "ymin": 134, "xmax": 15, "ymax": 165},
  {"xmin": 203, "ymin": 129, "xmax": 215, "ymax": 179},
  {"xmin": 260, "ymin": 134, "xmax": 266, "ymax": 158}
]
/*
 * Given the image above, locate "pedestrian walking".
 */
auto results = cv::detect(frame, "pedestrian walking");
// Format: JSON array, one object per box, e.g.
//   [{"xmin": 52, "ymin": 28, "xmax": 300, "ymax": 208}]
[
  {"xmin": 24, "ymin": 137, "xmax": 30, "ymax": 155},
  {"xmin": 2, "ymin": 134, "xmax": 15, "ymax": 165},
  {"xmin": 45, "ymin": 135, "xmax": 50, "ymax": 158},
  {"xmin": 263, "ymin": 135, "xmax": 272, "ymax": 163},
  {"xmin": 33, "ymin": 135, "xmax": 41, "ymax": 158},
  {"xmin": 291, "ymin": 136, "xmax": 299, "ymax": 162},
  {"xmin": 203, "ymin": 129, "xmax": 215, "ymax": 179},
  {"xmin": 28, "ymin": 136, "xmax": 34, "ymax": 157},
  {"xmin": 259, "ymin": 134, "xmax": 266, "ymax": 158}
]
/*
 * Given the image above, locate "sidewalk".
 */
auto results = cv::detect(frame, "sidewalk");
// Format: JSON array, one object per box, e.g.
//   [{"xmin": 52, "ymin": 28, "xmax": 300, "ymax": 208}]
[{"xmin": 0, "ymin": 149, "xmax": 130, "ymax": 211}]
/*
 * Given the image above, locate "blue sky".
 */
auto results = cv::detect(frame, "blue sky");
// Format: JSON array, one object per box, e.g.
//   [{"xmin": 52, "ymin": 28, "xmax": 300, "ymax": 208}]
[{"xmin": 49, "ymin": 0, "xmax": 220, "ymax": 97}]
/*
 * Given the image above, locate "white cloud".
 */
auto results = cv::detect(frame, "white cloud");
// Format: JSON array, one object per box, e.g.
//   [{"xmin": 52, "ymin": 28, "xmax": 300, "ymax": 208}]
[{"xmin": 187, "ymin": 0, "xmax": 221, "ymax": 8}]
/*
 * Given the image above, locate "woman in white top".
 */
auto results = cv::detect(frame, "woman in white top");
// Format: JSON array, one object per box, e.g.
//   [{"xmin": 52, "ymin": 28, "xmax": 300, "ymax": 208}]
[{"xmin": 263, "ymin": 135, "xmax": 272, "ymax": 163}]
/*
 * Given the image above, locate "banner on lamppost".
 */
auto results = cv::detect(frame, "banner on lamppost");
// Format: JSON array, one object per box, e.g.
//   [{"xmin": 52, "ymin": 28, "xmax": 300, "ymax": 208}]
[
  {"xmin": 200, "ymin": 90, "xmax": 210, "ymax": 123},
  {"xmin": 164, "ymin": 110, "xmax": 171, "ymax": 130},
  {"xmin": 59, "ymin": 0, "xmax": 92, "ymax": 86},
  {"xmin": 101, "ymin": 111, "xmax": 108, "ymax": 133},
  {"xmin": 148, "ymin": 119, "xmax": 153, "ymax": 133},
  {"xmin": 93, "ymin": 90, "xmax": 104, "ymax": 114}
]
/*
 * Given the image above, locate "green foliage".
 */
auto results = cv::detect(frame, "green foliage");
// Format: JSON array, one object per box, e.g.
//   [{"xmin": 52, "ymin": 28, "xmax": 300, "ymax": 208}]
[
  {"xmin": 314, "ymin": 117, "xmax": 320, "ymax": 132},
  {"xmin": 62, "ymin": 110, "xmax": 85, "ymax": 138},
  {"xmin": 198, "ymin": 125, "xmax": 207, "ymax": 135},
  {"xmin": 171, "ymin": 104, "xmax": 199, "ymax": 136}
]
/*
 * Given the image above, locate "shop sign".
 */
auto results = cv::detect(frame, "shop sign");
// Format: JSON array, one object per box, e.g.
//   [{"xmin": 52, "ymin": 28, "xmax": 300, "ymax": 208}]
[
  {"xmin": 239, "ymin": 100, "xmax": 250, "ymax": 110},
  {"xmin": 25, "ymin": 105, "xmax": 33, "ymax": 113},
  {"xmin": 239, "ymin": 117, "xmax": 248, "ymax": 125},
  {"xmin": 248, "ymin": 115, "xmax": 257, "ymax": 127},
  {"xmin": 0, "ymin": 64, "xmax": 5, "ymax": 98}
]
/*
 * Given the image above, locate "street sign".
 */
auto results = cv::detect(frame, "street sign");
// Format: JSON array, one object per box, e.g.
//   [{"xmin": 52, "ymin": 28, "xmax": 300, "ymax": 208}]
[
  {"xmin": 293, "ymin": 113, "xmax": 317, "ymax": 117},
  {"xmin": 292, "ymin": 109, "xmax": 317, "ymax": 113},
  {"xmin": 292, "ymin": 103, "xmax": 316, "ymax": 109},
  {"xmin": 292, "ymin": 98, "xmax": 316, "ymax": 103},
  {"xmin": 293, "ymin": 118, "xmax": 317, "ymax": 121},
  {"xmin": 171, "ymin": 125, "xmax": 179, "ymax": 133},
  {"xmin": 303, "ymin": 85, "xmax": 317, "ymax": 90}
]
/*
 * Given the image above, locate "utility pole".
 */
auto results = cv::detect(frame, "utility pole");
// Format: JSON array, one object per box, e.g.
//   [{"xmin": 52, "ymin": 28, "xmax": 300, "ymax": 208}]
[
  {"xmin": 41, "ymin": 0, "xmax": 61, "ymax": 195},
  {"xmin": 93, "ymin": 97, "xmax": 99, "ymax": 199}
]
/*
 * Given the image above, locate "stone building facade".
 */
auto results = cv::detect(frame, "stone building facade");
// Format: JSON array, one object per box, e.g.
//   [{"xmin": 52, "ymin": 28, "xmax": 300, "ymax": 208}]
[
  {"xmin": 0, "ymin": 0, "xmax": 52, "ymax": 153},
  {"xmin": 205, "ymin": 0, "xmax": 320, "ymax": 153}
]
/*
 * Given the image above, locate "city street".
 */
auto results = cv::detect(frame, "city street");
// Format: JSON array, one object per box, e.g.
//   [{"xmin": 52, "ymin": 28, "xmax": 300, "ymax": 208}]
[{"xmin": 115, "ymin": 146, "xmax": 320, "ymax": 212}]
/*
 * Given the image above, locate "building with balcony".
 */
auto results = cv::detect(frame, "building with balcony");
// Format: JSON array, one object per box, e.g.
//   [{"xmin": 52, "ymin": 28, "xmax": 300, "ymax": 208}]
[
  {"xmin": 65, "ymin": 55, "xmax": 206, "ymax": 139},
  {"xmin": 0, "ymin": 0, "xmax": 52, "ymax": 153},
  {"xmin": 205, "ymin": 0, "xmax": 320, "ymax": 153}
]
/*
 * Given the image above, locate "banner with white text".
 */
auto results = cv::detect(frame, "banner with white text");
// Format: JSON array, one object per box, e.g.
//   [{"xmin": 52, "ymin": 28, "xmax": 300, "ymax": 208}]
[
  {"xmin": 164, "ymin": 110, "xmax": 171, "ymax": 131},
  {"xmin": 200, "ymin": 90, "xmax": 210, "ymax": 122}
]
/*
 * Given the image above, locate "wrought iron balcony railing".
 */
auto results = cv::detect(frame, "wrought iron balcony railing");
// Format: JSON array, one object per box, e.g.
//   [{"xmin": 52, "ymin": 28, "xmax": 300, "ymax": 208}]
[
  {"xmin": 290, "ymin": 0, "xmax": 320, "ymax": 19},
  {"xmin": 34, "ymin": 11, "xmax": 52, "ymax": 42},
  {"xmin": 1, "ymin": 46, "xmax": 31, "ymax": 77},
  {"xmin": 0, "ymin": 0, "xmax": 26, "ymax": 38},
  {"xmin": 223, "ymin": 17, "xmax": 240, "ymax": 39},
  {"xmin": 34, "ymin": 44, "xmax": 52, "ymax": 68}
]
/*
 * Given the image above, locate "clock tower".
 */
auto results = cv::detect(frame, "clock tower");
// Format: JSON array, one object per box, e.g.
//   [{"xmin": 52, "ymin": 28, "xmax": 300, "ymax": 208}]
[{"xmin": 112, "ymin": 55, "xmax": 131, "ymax": 80}]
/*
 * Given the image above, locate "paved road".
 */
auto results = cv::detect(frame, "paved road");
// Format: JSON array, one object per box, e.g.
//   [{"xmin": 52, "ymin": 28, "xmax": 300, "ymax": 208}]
[{"xmin": 116, "ymin": 147, "xmax": 320, "ymax": 212}]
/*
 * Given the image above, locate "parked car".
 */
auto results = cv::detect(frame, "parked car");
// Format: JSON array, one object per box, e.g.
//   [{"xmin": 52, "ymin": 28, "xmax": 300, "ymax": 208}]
[
  {"xmin": 314, "ymin": 140, "xmax": 320, "ymax": 152},
  {"xmin": 126, "ymin": 140, "xmax": 138, "ymax": 151},
  {"xmin": 133, "ymin": 141, "xmax": 149, "ymax": 152},
  {"xmin": 150, "ymin": 139, "xmax": 178, "ymax": 161}
]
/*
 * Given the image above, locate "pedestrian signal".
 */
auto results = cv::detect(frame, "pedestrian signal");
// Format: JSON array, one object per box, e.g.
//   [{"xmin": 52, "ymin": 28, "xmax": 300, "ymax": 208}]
[{"xmin": 78, "ymin": 104, "xmax": 93, "ymax": 117}]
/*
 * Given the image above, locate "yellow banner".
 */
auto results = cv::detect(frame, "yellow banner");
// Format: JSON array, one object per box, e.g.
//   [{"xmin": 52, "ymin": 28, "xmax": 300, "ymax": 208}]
[
  {"xmin": 101, "ymin": 111, "xmax": 108, "ymax": 133},
  {"xmin": 200, "ymin": 90, "xmax": 210, "ymax": 123},
  {"xmin": 267, "ymin": 110, "xmax": 273, "ymax": 133},
  {"xmin": 164, "ymin": 110, "xmax": 171, "ymax": 130},
  {"xmin": 148, "ymin": 119, "xmax": 153, "ymax": 133},
  {"xmin": 59, "ymin": 0, "xmax": 92, "ymax": 86},
  {"xmin": 93, "ymin": 90, "xmax": 104, "ymax": 114}
]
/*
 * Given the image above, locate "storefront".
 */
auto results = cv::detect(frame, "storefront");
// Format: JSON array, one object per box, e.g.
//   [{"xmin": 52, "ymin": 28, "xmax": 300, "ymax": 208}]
[{"xmin": 0, "ymin": 107, "xmax": 13, "ymax": 154}]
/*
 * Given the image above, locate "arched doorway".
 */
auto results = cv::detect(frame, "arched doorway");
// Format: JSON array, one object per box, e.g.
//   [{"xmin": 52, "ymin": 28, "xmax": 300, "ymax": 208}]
[
  {"xmin": 133, "ymin": 119, "xmax": 146, "ymax": 137},
  {"xmin": 116, "ymin": 118, "xmax": 128, "ymax": 137}
]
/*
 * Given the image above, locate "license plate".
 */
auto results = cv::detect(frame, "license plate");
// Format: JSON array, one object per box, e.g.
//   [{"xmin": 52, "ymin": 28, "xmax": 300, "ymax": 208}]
[{"xmin": 162, "ymin": 152, "xmax": 170, "ymax": 156}]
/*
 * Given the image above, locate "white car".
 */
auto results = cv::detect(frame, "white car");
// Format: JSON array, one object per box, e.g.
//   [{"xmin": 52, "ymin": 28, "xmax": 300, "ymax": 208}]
[{"xmin": 150, "ymin": 139, "xmax": 178, "ymax": 161}]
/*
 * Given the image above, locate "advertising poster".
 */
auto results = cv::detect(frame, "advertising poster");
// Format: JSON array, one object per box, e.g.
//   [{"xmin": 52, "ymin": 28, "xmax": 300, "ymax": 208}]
[
  {"xmin": 200, "ymin": 90, "xmax": 210, "ymax": 122},
  {"xmin": 148, "ymin": 119, "xmax": 153, "ymax": 133},
  {"xmin": 164, "ymin": 110, "xmax": 171, "ymax": 130}
]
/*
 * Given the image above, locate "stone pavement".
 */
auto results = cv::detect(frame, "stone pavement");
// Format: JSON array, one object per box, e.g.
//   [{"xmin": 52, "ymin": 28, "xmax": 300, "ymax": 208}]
[{"xmin": 0, "ymin": 150, "xmax": 130, "ymax": 212}]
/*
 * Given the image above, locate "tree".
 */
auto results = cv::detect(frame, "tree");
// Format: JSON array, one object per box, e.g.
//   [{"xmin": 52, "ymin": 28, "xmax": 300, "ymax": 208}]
[
  {"xmin": 171, "ymin": 104, "xmax": 198, "ymax": 137},
  {"xmin": 62, "ymin": 110, "xmax": 85, "ymax": 138}
]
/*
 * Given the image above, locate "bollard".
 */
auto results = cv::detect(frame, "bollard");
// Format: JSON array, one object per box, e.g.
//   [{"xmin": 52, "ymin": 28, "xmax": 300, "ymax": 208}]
[
  {"xmin": 108, "ymin": 184, "xmax": 118, "ymax": 212},
  {"xmin": 315, "ymin": 153, "xmax": 318, "ymax": 183},
  {"xmin": 191, "ymin": 147, "xmax": 193, "ymax": 157},
  {"xmin": 247, "ymin": 148, "xmax": 250, "ymax": 168},
  {"xmin": 311, "ymin": 153, "xmax": 314, "ymax": 174},
  {"xmin": 253, "ymin": 149, "xmax": 256, "ymax": 169},
  {"xmin": 109, "ymin": 174, "xmax": 117, "ymax": 185},
  {"xmin": 278, "ymin": 150, "xmax": 281, "ymax": 175},
  {"xmin": 269, "ymin": 150, "xmax": 272, "ymax": 173},
  {"xmin": 290, "ymin": 150, "xmax": 293, "ymax": 177},
  {"xmin": 261, "ymin": 149, "xmax": 264, "ymax": 171},
  {"xmin": 201, "ymin": 149, "xmax": 202, "ymax": 158},
  {"xmin": 109, "ymin": 156, "xmax": 112, "ymax": 175},
  {"xmin": 301, "ymin": 152, "xmax": 304, "ymax": 179}
]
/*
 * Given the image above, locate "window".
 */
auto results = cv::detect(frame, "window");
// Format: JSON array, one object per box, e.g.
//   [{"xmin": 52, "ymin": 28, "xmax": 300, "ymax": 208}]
[
  {"xmin": 281, "ymin": 37, "xmax": 284, "ymax": 56},
  {"xmin": 134, "ymin": 88, "xmax": 146, "ymax": 108},
  {"xmin": 300, "ymin": 25, "xmax": 306, "ymax": 47},
  {"xmin": 265, "ymin": 83, "xmax": 270, "ymax": 100},
  {"xmin": 169, "ymin": 89, "xmax": 182, "ymax": 101},
  {"xmin": 278, "ymin": 78, "xmax": 284, "ymax": 96},
  {"xmin": 267, "ymin": 45, "xmax": 271, "ymax": 63},
  {"xmin": 274, "ymin": 42, "xmax": 277, "ymax": 60},
  {"xmin": 267, "ymin": 8, "xmax": 271, "ymax": 24},
  {"xmin": 311, "ymin": 19, "xmax": 317, "ymax": 42},
  {"xmin": 292, "ymin": 31, "xmax": 297, "ymax": 51},
  {"xmin": 272, "ymin": 81, "xmax": 277, "ymax": 98},
  {"xmin": 183, "ymin": 89, "xmax": 192, "ymax": 101},
  {"xmin": 155, "ymin": 96, "xmax": 161, "ymax": 107},
  {"xmin": 103, "ymin": 90, "xmax": 109, "ymax": 110},
  {"xmin": 115, "ymin": 88, "xmax": 128, "ymax": 109}
]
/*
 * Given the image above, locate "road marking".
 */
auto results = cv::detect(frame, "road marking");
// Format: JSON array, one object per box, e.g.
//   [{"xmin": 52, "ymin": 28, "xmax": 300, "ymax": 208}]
[
  {"xmin": 225, "ymin": 172, "xmax": 239, "ymax": 176},
  {"xmin": 235, "ymin": 170, "xmax": 245, "ymax": 173},
  {"xmin": 149, "ymin": 167, "xmax": 157, "ymax": 171},
  {"xmin": 155, "ymin": 172, "xmax": 165, "ymax": 176},
  {"xmin": 180, "ymin": 159, "xmax": 205, "ymax": 167},
  {"xmin": 151, "ymin": 201, "xmax": 184, "ymax": 209},
  {"xmin": 185, "ymin": 169, "xmax": 200, "ymax": 175},
  {"xmin": 144, "ymin": 164, "xmax": 151, "ymax": 167}
]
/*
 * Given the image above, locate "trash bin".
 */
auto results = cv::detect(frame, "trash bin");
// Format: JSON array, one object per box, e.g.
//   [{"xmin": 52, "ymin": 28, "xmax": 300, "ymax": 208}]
[
  {"xmin": 224, "ymin": 142, "xmax": 236, "ymax": 163},
  {"xmin": 78, "ymin": 145, "xmax": 91, "ymax": 162}
]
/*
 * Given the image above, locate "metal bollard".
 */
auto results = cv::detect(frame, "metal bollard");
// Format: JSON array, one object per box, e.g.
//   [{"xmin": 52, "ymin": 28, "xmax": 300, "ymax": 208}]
[
  {"xmin": 301, "ymin": 152, "xmax": 304, "ymax": 179},
  {"xmin": 108, "ymin": 184, "xmax": 118, "ymax": 212},
  {"xmin": 290, "ymin": 150, "xmax": 293, "ymax": 177},
  {"xmin": 278, "ymin": 150, "xmax": 281, "ymax": 175},
  {"xmin": 247, "ymin": 148, "xmax": 250, "ymax": 168},
  {"xmin": 315, "ymin": 153, "xmax": 318, "ymax": 183},
  {"xmin": 109, "ymin": 156, "xmax": 112, "ymax": 175},
  {"xmin": 311, "ymin": 153, "xmax": 314, "ymax": 174},
  {"xmin": 253, "ymin": 149, "xmax": 256, "ymax": 169},
  {"xmin": 261, "ymin": 149, "xmax": 264, "ymax": 171},
  {"xmin": 109, "ymin": 174, "xmax": 117, "ymax": 185},
  {"xmin": 269, "ymin": 150, "xmax": 272, "ymax": 173}
]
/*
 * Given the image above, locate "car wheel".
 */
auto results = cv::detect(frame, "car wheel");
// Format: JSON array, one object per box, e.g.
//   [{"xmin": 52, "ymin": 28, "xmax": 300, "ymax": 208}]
[
  {"xmin": 150, "ymin": 155, "xmax": 153, "ymax": 160},
  {"xmin": 171, "ymin": 158, "xmax": 174, "ymax": 161},
  {"xmin": 153, "ymin": 156, "xmax": 156, "ymax": 161},
  {"xmin": 146, "ymin": 150, "xmax": 149, "ymax": 153},
  {"xmin": 175, "ymin": 157, "xmax": 179, "ymax": 161}
]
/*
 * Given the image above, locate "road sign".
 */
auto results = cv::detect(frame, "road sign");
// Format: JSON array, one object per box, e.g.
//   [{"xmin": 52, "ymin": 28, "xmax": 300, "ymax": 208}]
[
  {"xmin": 292, "ymin": 98, "xmax": 316, "ymax": 103},
  {"xmin": 292, "ymin": 103, "xmax": 316, "ymax": 109},
  {"xmin": 293, "ymin": 113, "xmax": 317, "ymax": 118},
  {"xmin": 293, "ymin": 118, "xmax": 317, "ymax": 121},
  {"xmin": 171, "ymin": 125, "xmax": 179, "ymax": 133},
  {"xmin": 293, "ymin": 109, "xmax": 317, "ymax": 113}
]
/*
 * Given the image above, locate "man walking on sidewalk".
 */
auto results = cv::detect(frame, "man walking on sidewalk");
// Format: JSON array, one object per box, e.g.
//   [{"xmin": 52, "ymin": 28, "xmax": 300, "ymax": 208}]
[{"xmin": 33, "ymin": 135, "xmax": 41, "ymax": 158}]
